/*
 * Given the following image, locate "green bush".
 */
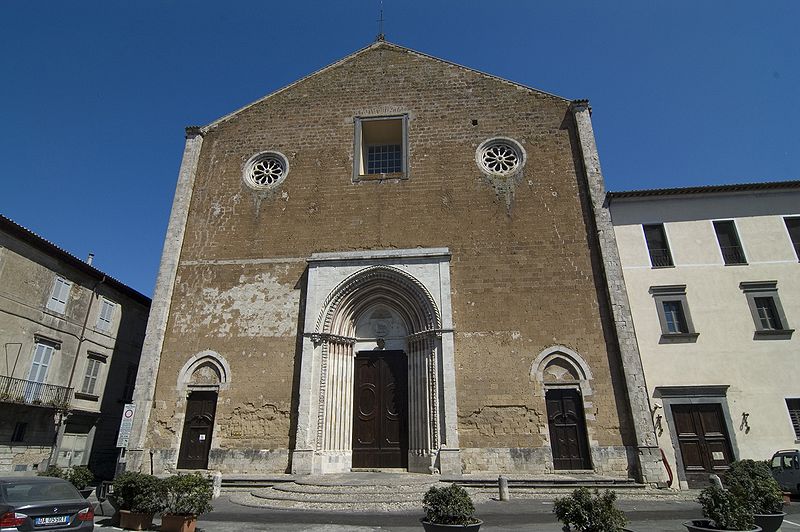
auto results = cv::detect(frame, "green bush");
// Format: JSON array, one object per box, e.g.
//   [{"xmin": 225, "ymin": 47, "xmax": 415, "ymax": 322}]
[
  {"xmin": 698, "ymin": 485, "xmax": 754, "ymax": 531},
  {"xmin": 553, "ymin": 487, "xmax": 627, "ymax": 532},
  {"xmin": 724, "ymin": 459, "xmax": 783, "ymax": 515},
  {"xmin": 422, "ymin": 484, "xmax": 479, "ymax": 526},
  {"xmin": 38, "ymin": 465, "xmax": 67, "ymax": 480},
  {"xmin": 67, "ymin": 466, "xmax": 94, "ymax": 490},
  {"xmin": 162, "ymin": 473, "xmax": 214, "ymax": 516},
  {"xmin": 112, "ymin": 471, "xmax": 163, "ymax": 514},
  {"xmin": 38, "ymin": 465, "xmax": 94, "ymax": 490}
]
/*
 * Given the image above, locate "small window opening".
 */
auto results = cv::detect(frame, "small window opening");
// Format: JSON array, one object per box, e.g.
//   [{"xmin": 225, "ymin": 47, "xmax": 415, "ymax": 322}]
[
  {"xmin": 11, "ymin": 422, "xmax": 27, "ymax": 443},
  {"xmin": 355, "ymin": 116, "xmax": 407, "ymax": 179}
]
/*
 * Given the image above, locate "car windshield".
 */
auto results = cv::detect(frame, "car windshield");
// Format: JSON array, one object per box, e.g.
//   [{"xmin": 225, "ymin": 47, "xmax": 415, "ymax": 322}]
[{"xmin": 1, "ymin": 481, "xmax": 80, "ymax": 503}]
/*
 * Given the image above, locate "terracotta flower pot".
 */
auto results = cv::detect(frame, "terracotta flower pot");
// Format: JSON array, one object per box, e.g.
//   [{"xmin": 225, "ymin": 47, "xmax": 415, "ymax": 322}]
[
  {"xmin": 161, "ymin": 514, "xmax": 198, "ymax": 532},
  {"xmin": 119, "ymin": 510, "xmax": 154, "ymax": 531},
  {"xmin": 683, "ymin": 519, "xmax": 762, "ymax": 532},
  {"xmin": 753, "ymin": 513, "xmax": 785, "ymax": 532},
  {"xmin": 421, "ymin": 518, "xmax": 482, "ymax": 532}
]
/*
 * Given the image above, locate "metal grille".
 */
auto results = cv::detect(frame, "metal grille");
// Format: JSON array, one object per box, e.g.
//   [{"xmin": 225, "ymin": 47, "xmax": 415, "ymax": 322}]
[
  {"xmin": 0, "ymin": 375, "xmax": 72, "ymax": 409},
  {"xmin": 366, "ymin": 144, "xmax": 402, "ymax": 174}
]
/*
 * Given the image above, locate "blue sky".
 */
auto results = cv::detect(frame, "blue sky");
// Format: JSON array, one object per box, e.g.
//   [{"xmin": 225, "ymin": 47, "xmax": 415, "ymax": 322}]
[{"xmin": 1, "ymin": 1, "xmax": 798, "ymax": 297}]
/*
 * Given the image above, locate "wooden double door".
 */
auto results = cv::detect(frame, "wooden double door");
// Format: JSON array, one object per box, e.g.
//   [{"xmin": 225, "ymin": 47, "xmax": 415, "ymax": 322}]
[
  {"xmin": 671, "ymin": 403, "xmax": 734, "ymax": 488},
  {"xmin": 177, "ymin": 391, "xmax": 217, "ymax": 469},
  {"xmin": 546, "ymin": 388, "xmax": 592, "ymax": 470},
  {"xmin": 352, "ymin": 351, "xmax": 408, "ymax": 469}
]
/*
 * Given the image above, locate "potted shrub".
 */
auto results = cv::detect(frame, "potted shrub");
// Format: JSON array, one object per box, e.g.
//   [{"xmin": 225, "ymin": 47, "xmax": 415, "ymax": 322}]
[
  {"xmin": 68, "ymin": 466, "xmax": 95, "ymax": 497},
  {"xmin": 684, "ymin": 485, "xmax": 761, "ymax": 532},
  {"xmin": 421, "ymin": 483, "xmax": 482, "ymax": 531},
  {"xmin": 112, "ymin": 471, "xmax": 163, "ymax": 530},
  {"xmin": 553, "ymin": 487, "xmax": 629, "ymax": 531},
  {"xmin": 724, "ymin": 460, "xmax": 785, "ymax": 532},
  {"xmin": 160, "ymin": 473, "xmax": 214, "ymax": 532}
]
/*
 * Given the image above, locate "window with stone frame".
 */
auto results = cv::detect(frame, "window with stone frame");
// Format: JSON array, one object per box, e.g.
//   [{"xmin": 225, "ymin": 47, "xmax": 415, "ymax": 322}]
[
  {"xmin": 353, "ymin": 115, "xmax": 408, "ymax": 180},
  {"xmin": 650, "ymin": 285, "xmax": 698, "ymax": 340},
  {"xmin": 643, "ymin": 224, "xmax": 674, "ymax": 268},
  {"xmin": 740, "ymin": 281, "xmax": 794, "ymax": 338}
]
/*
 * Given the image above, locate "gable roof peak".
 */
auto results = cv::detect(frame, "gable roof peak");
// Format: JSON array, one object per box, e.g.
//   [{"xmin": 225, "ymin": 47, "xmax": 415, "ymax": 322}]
[{"xmin": 202, "ymin": 40, "xmax": 569, "ymax": 132}]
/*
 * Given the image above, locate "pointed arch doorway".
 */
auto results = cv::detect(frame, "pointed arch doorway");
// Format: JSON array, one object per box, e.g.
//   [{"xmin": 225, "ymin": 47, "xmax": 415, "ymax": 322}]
[{"xmin": 291, "ymin": 249, "xmax": 462, "ymax": 476}]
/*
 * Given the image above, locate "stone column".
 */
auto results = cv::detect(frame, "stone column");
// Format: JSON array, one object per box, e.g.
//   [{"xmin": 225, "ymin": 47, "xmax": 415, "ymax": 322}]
[
  {"xmin": 127, "ymin": 127, "xmax": 204, "ymax": 473},
  {"xmin": 570, "ymin": 100, "xmax": 667, "ymax": 486}
]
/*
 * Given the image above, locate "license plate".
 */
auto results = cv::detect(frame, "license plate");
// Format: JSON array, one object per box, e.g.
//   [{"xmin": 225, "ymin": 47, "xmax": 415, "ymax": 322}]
[{"xmin": 34, "ymin": 515, "xmax": 69, "ymax": 525}]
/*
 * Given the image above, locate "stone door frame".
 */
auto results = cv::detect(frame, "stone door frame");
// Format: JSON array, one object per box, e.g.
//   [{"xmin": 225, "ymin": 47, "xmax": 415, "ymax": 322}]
[{"xmin": 291, "ymin": 248, "xmax": 461, "ymax": 475}]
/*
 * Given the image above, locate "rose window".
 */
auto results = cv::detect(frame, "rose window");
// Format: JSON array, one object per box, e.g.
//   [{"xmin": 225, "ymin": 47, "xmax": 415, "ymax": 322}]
[
  {"xmin": 243, "ymin": 151, "xmax": 289, "ymax": 190},
  {"xmin": 476, "ymin": 138, "xmax": 526, "ymax": 176}
]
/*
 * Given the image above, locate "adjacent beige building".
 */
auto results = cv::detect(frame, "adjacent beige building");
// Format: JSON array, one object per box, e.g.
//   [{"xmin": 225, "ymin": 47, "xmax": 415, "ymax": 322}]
[
  {"xmin": 0, "ymin": 215, "xmax": 151, "ymax": 479},
  {"xmin": 609, "ymin": 181, "xmax": 800, "ymax": 489}
]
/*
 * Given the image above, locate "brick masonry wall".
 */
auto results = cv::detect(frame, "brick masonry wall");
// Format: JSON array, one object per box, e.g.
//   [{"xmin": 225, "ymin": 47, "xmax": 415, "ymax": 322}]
[{"xmin": 146, "ymin": 43, "xmax": 638, "ymax": 474}]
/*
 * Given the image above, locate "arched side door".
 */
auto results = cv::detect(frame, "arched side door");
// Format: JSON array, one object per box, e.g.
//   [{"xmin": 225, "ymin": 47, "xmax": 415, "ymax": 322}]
[
  {"xmin": 546, "ymin": 388, "xmax": 592, "ymax": 470},
  {"xmin": 177, "ymin": 390, "xmax": 217, "ymax": 469}
]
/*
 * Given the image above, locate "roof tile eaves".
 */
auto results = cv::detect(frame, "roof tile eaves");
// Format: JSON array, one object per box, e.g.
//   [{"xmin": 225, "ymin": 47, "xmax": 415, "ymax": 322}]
[{"xmin": 0, "ymin": 214, "xmax": 151, "ymax": 306}]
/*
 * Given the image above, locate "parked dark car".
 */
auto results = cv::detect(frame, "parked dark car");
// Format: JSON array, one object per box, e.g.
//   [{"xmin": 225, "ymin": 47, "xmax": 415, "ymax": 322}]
[
  {"xmin": 770, "ymin": 449, "xmax": 800, "ymax": 495},
  {"xmin": 0, "ymin": 476, "xmax": 93, "ymax": 530}
]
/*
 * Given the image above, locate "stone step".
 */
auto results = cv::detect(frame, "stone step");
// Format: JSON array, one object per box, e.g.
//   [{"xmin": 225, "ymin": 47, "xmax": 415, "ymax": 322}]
[
  {"xmin": 231, "ymin": 491, "xmax": 422, "ymax": 512},
  {"xmin": 271, "ymin": 482, "xmax": 433, "ymax": 496},
  {"xmin": 252, "ymin": 486, "xmax": 425, "ymax": 503},
  {"xmin": 448, "ymin": 477, "xmax": 645, "ymax": 489}
]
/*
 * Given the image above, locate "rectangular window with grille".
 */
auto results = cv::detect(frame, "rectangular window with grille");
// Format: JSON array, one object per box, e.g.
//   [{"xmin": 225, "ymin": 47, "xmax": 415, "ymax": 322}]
[
  {"xmin": 787, "ymin": 399, "xmax": 800, "ymax": 440},
  {"xmin": 713, "ymin": 220, "xmax": 747, "ymax": 265},
  {"xmin": 785, "ymin": 217, "xmax": 800, "ymax": 260},
  {"xmin": 643, "ymin": 224, "xmax": 673, "ymax": 267},
  {"xmin": 96, "ymin": 298, "xmax": 115, "ymax": 332},
  {"xmin": 46, "ymin": 277, "xmax": 72, "ymax": 314},
  {"xmin": 353, "ymin": 115, "xmax": 408, "ymax": 180}
]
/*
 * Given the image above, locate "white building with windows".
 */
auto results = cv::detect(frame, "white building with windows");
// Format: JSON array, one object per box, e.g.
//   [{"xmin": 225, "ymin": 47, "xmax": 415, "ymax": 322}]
[
  {"xmin": 608, "ymin": 180, "xmax": 800, "ymax": 489},
  {"xmin": 0, "ymin": 215, "xmax": 150, "ymax": 479}
]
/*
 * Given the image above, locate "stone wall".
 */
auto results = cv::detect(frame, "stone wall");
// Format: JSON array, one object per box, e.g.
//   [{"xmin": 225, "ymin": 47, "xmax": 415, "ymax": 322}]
[{"xmin": 140, "ymin": 42, "xmax": 643, "ymax": 476}]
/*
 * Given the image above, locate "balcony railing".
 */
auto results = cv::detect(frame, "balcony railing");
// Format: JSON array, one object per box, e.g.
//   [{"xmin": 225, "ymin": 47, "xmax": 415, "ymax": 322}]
[
  {"xmin": 720, "ymin": 245, "xmax": 747, "ymax": 265},
  {"xmin": 0, "ymin": 375, "xmax": 72, "ymax": 409},
  {"xmin": 648, "ymin": 248, "xmax": 673, "ymax": 268}
]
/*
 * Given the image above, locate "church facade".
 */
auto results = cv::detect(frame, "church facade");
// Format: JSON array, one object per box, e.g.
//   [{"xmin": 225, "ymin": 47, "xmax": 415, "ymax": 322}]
[{"xmin": 127, "ymin": 41, "xmax": 664, "ymax": 483}]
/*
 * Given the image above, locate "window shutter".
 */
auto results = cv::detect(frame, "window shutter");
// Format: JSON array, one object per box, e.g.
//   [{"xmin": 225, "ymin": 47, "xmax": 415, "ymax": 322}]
[{"xmin": 47, "ymin": 277, "xmax": 72, "ymax": 313}]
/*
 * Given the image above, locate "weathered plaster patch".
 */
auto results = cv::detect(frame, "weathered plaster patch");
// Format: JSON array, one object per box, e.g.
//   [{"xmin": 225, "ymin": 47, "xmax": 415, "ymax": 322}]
[
  {"xmin": 222, "ymin": 402, "xmax": 290, "ymax": 445},
  {"xmin": 458, "ymin": 405, "xmax": 542, "ymax": 438},
  {"xmin": 172, "ymin": 271, "xmax": 299, "ymax": 337}
]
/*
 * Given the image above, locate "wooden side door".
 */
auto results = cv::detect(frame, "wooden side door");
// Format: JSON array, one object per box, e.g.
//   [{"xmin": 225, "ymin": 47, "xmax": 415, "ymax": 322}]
[
  {"xmin": 352, "ymin": 351, "xmax": 408, "ymax": 469},
  {"xmin": 177, "ymin": 390, "xmax": 217, "ymax": 469},
  {"xmin": 671, "ymin": 403, "xmax": 734, "ymax": 488},
  {"xmin": 546, "ymin": 388, "xmax": 592, "ymax": 470}
]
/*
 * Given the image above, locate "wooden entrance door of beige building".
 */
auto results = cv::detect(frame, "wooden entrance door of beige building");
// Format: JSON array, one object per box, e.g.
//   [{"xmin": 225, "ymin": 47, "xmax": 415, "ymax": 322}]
[{"xmin": 671, "ymin": 403, "xmax": 734, "ymax": 488}]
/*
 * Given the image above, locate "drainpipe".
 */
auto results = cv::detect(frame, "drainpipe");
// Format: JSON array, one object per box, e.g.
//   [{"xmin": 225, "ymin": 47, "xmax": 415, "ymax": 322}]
[{"xmin": 50, "ymin": 275, "xmax": 106, "ymax": 467}]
